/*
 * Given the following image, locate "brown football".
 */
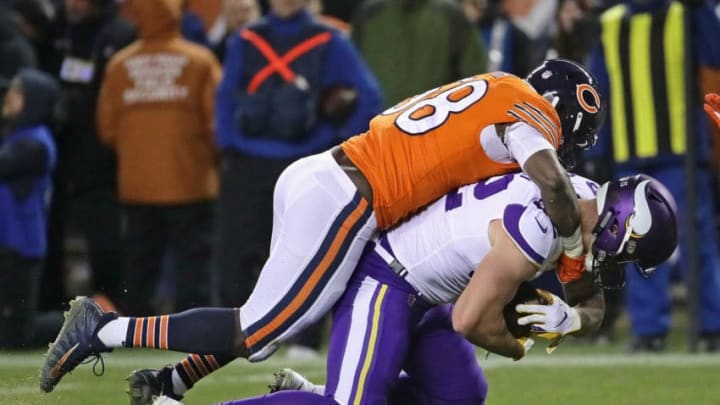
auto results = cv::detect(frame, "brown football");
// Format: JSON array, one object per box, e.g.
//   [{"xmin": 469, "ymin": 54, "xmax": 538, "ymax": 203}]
[{"xmin": 503, "ymin": 281, "xmax": 551, "ymax": 338}]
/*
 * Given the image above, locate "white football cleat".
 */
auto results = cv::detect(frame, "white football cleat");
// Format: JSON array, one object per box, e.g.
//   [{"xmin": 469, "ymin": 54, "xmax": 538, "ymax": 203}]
[{"xmin": 269, "ymin": 368, "xmax": 324, "ymax": 394}]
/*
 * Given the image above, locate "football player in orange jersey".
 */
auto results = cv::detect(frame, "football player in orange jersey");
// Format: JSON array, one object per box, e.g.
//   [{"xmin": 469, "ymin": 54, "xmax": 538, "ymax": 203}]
[{"xmin": 40, "ymin": 60, "xmax": 606, "ymax": 402}]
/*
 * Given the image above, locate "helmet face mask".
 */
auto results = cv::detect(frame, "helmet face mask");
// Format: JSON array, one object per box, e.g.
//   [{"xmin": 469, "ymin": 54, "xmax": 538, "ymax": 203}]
[
  {"xmin": 526, "ymin": 59, "xmax": 606, "ymax": 169},
  {"xmin": 588, "ymin": 175, "xmax": 678, "ymax": 289},
  {"xmin": 588, "ymin": 237, "xmax": 652, "ymax": 289}
]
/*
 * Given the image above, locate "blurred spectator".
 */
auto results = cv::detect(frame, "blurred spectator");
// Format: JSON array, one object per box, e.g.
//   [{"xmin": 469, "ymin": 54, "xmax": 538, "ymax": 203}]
[
  {"xmin": 587, "ymin": 0, "xmax": 720, "ymax": 352},
  {"xmin": 121, "ymin": 0, "xmax": 211, "ymax": 48},
  {"xmin": 186, "ymin": 0, "xmax": 224, "ymax": 28},
  {"xmin": 0, "ymin": 3, "xmax": 37, "ymax": 84},
  {"xmin": 10, "ymin": 0, "xmax": 60, "ymax": 75},
  {"xmin": 213, "ymin": 0, "xmax": 381, "ymax": 356},
  {"xmin": 43, "ymin": 0, "xmax": 135, "ymax": 312},
  {"xmin": 0, "ymin": 69, "xmax": 59, "ymax": 348},
  {"xmin": 98, "ymin": 0, "xmax": 221, "ymax": 315},
  {"xmin": 506, "ymin": 0, "xmax": 557, "ymax": 41},
  {"xmin": 309, "ymin": 0, "xmax": 349, "ymax": 33},
  {"xmin": 323, "ymin": 0, "xmax": 361, "ymax": 21},
  {"xmin": 553, "ymin": 0, "xmax": 599, "ymax": 63},
  {"xmin": 463, "ymin": 0, "xmax": 545, "ymax": 76},
  {"xmin": 181, "ymin": 0, "xmax": 210, "ymax": 46},
  {"xmin": 352, "ymin": 0, "xmax": 487, "ymax": 107},
  {"xmin": 209, "ymin": 0, "xmax": 261, "ymax": 62},
  {"xmin": 460, "ymin": 0, "xmax": 547, "ymax": 76}
]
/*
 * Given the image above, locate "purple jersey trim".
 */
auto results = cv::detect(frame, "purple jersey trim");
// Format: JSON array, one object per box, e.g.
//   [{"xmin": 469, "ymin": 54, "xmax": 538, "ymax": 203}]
[{"xmin": 503, "ymin": 204, "xmax": 545, "ymax": 265}]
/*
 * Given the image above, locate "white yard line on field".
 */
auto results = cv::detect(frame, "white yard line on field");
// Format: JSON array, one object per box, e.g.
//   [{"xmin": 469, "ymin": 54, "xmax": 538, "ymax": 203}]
[
  {"xmin": 479, "ymin": 353, "xmax": 720, "ymax": 369},
  {"xmin": 1, "ymin": 352, "xmax": 719, "ymax": 370},
  {"xmin": 1, "ymin": 354, "xmax": 718, "ymax": 401}
]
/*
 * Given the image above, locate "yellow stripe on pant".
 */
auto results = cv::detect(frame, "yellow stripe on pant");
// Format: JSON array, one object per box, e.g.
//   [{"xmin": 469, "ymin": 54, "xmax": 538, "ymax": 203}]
[
  {"xmin": 664, "ymin": 2, "xmax": 686, "ymax": 155},
  {"xmin": 601, "ymin": 5, "xmax": 629, "ymax": 162},
  {"xmin": 629, "ymin": 13, "xmax": 657, "ymax": 158},
  {"xmin": 353, "ymin": 284, "xmax": 389, "ymax": 405}
]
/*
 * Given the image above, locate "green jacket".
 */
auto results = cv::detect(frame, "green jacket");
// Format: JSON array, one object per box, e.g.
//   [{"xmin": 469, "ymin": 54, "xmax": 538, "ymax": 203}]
[{"xmin": 352, "ymin": 0, "xmax": 488, "ymax": 107}]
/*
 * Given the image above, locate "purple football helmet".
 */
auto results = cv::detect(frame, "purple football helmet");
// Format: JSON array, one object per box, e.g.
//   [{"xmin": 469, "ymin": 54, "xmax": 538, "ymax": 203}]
[{"xmin": 589, "ymin": 174, "xmax": 678, "ymax": 288}]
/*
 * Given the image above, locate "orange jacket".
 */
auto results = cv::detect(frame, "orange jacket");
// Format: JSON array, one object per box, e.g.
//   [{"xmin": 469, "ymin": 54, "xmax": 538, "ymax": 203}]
[{"xmin": 98, "ymin": 0, "xmax": 221, "ymax": 204}]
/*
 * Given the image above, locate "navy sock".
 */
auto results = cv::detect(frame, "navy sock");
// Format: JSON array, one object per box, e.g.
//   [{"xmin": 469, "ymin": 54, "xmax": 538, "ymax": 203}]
[
  {"xmin": 124, "ymin": 308, "xmax": 240, "ymax": 355},
  {"xmin": 174, "ymin": 353, "xmax": 236, "ymax": 391}
]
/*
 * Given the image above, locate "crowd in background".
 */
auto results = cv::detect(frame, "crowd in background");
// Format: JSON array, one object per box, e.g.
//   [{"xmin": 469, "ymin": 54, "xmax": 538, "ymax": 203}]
[{"xmin": 1, "ymin": 0, "xmax": 720, "ymax": 354}]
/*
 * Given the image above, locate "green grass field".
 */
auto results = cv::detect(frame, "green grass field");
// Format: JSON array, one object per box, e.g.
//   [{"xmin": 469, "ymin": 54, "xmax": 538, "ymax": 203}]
[{"xmin": 2, "ymin": 340, "xmax": 720, "ymax": 405}]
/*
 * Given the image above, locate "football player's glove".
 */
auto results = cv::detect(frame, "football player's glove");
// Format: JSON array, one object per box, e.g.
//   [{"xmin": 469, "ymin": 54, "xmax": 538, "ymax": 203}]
[
  {"xmin": 705, "ymin": 93, "xmax": 720, "ymax": 129},
  {"xmin": 513, "ymin": 337, "xmax": 535, "ymax": 361},
  {"xmin": 516, "ymin": 290, "xmax": 581, "ymax": 353},
  {"xmin": 503, "ymin": 282, "xmax": 553, "ymax": 339}
]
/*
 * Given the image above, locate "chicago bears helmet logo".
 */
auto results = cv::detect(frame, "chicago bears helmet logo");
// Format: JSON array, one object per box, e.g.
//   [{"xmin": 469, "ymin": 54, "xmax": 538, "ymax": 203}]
[{"xmin": 576, "ymin": 84, "xmax": 600, "ymax": 114}]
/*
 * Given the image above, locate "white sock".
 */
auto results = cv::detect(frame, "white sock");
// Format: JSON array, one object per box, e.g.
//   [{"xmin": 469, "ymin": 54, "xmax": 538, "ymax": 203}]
[
  {"xmin": 171, "ymin": 369, "xmax": 189, "ymax": 396},
  {"xmin": 96, "ymin": 317, "xmax": 130, "ymax": 348},
  {"xmin": 309, "ymin": 384, "xmax": 326, "ymax": 395}
]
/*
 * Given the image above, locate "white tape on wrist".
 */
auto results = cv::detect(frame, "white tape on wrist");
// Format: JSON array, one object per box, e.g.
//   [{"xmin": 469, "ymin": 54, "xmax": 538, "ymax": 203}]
[{"xmin": 561, "ymin": 227, "xmax": 584, "ymax": 258}]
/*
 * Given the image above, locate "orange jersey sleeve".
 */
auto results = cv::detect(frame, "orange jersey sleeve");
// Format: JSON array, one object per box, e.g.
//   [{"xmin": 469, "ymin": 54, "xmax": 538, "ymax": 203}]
[{"xmin": 341, "ymin": 73, "xmax": 561, "ymax": 229}]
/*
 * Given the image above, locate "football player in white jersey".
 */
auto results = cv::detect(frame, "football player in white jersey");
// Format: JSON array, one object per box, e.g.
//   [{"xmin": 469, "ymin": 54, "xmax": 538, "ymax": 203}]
[{"xmin": 151, "ymin": 173, "xmax": 677, "ymax": 405}]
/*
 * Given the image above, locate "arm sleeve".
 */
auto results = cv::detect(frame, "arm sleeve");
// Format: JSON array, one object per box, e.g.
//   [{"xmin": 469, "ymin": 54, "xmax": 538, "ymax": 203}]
[
  {"xmin": 0, "ymin": 138, "xmax": 50, "ymax": 180},
  {"xmin": 503, "ymin": 122, "xmax": 555, "ymax": 170},
  {"xmin": 214, "ymin": 34, "xmax": 244, "ymax": 150},
  {"xmin": 320, "ymin": 33, "xmax": 383, "ymax": 138}
]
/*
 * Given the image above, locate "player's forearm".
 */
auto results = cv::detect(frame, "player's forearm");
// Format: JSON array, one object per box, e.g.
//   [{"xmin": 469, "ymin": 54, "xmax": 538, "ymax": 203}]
[
  {"xmin": 469, "ymin": 329, "xmax": 526, "ymax": 360},
  {"xmin": 540, "ymin": 176, "xmax": 581, "ymax": 237},
  {"xmin": 458, "ymin": 318, "xmax": 525, "ymax": 360},
  {"xmin": 562, "ymin": 272, "xmax": 605, "ymax": 337},
  {"xmin": 523, "ymin": 150, "xmax": 580, "ymax": 236},
  {"xmin": 573, "ymin": 292, "xmax": 605, "ymax": 337}
]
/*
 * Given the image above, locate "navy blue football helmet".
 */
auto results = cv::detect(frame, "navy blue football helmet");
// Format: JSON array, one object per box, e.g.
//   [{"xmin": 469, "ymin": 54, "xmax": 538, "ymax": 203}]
[{"xmin": 526, "ymin": 59, "xmax": 606, "ymax": 168}]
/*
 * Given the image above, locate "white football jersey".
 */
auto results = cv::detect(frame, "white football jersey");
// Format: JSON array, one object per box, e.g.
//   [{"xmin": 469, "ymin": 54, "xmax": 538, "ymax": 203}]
[{"xmin": 380, "ymin": 172, "xmax": 599, "ymax": 304}]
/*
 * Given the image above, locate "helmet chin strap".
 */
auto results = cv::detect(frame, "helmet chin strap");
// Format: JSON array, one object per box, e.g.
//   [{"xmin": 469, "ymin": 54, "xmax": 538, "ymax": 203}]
[{"xmin": 585, "ymin": 244, "xmax": 595, "ymax": 270}]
